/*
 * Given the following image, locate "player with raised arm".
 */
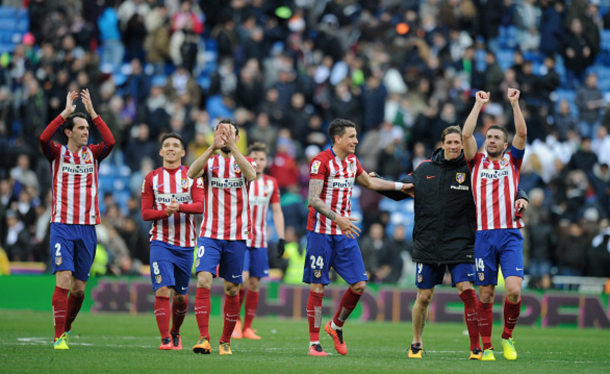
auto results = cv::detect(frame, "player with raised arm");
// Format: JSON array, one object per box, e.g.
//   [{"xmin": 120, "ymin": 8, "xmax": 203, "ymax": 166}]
[
  {"xmin": 141, "ymin": 132, "xmax": 204, "ymax": 350},
  {"xmin": 188, "ymin": 119, "xmax": 256, "ymax": 355},
  {"xmin": 462, "ymin": 89, "xmax": 527, "ymax": 361},
  {"xmin": 232, "ymin": 142, "xmax": 285, "ymax": 340},
  {"xmin": 305, "ymin": 118, "xmax": 412, "ymax": 356},
  {"xmin": 40, "ymin": 90, "xmax": 115, "ymax": 350}
]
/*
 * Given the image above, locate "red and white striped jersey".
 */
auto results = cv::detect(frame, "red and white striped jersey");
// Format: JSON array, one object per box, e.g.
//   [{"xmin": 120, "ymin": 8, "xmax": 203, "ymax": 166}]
[
  {"xmin": 142, "ymin": 166, "xmax": 203, "ymax": 247},
  {"xmin": 41, "ymin": 116, "xmax": 114, "ymax": 225},
  {"xmin": 307, "ymin": 148, "xmax": 364, "ymax": 234},
  {"xmin": 247, "ymin": 174, "xmax": 280, "ymax": 248},
  {"xmin": 467, "ymin": 148, "xmax": 525, "ymax": 231},
  {"xmin": 199, "ymin": 154, "xmax": 256, "ymax": 240}
]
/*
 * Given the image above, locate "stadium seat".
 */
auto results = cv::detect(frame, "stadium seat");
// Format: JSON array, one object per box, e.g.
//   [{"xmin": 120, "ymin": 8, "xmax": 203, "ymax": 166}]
[
  {"xmin": 496, "ymin": 49, "xmax": 514, "ymax": 71},
  {"xmin": 0, "ymin": 19, "xmax": 16, "ymax": 31},
  {"xmin": 0, "ymin": 6, "xmax": 16, "ymax": 20}
]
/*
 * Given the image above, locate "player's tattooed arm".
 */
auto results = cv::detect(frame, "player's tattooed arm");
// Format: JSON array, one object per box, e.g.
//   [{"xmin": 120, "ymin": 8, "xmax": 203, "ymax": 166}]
[{"xmin": 308, "ymin": 179, "xmax": 336, "ymax": 222}]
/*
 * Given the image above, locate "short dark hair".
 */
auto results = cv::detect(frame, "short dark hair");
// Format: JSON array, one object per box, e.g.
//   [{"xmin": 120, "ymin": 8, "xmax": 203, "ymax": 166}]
[
  {"xmin": 216, "ymin": 118, "xmax": 239, "ymax": 136},
  {"xmin": 247, "ymin": 142, "xmax": 267, "ymax": 156},
  {"xmin": 161, "ymin": 132, "xmax": 184, "ymax": 148},
  {"xmin": 62, "ymin": 112, "xmax": 87, "ymax": 140},
  {"xmin": 486, "ymin": 124, "xmax": 509, "ymax": 143},
  {"xmin": 441, "ymin": 125, "xmax": 462, "ymax": 143},
  {"xmin": 328, "ymin": 118, "xmax": 356, "ymax": 144}
]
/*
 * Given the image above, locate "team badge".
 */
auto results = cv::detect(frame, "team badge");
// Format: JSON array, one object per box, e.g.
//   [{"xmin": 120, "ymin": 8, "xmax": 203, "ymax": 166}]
[
  {"xmin": 155, "ymin": 275, "xmax": 162, "ymax": 284},
  {"xmin": 478, "ymin": 273, "xmax": 484, "ymax": 281},
  {"xmin": 456, "ymin": 173, "xmax": 465, "ymax": 184},
  {"xmin": 417, "ymin": 274, "xmax": 422, "ymax": 283},
  {"xmin": 81, "ymin": 152, "xmax": 92, "ymax": 163},
  {"xmin": 314, "ymin": 270, "xmax": 322, "ymax": 278},
  {"xmin": 347, "ymin": 161, "xmax": 356, "ymax": 174},
  {"xmin": 195, "ymin": 259, "xmax": 200, "ymax": 267},
  {"xmin": 233, "ymin": 162, "xmax": 241, "ymax": 174},
  {"xmin": 55, "ymin": 257, "xmax": 62, "ymax": 266},
  {"xmin": 311, "ymin": 160, "xmax": 321, "ymax": 174},
  {"xmin": 181, "ymin": 178, "xmax": 189, "ymax": 190},
  {"xmin": 500, "ymin": 157, "xmax": 509, "ymax": 168},
  {"xmin": 263, "ymin": 184, "xmax": 270, "ymax": 197}
]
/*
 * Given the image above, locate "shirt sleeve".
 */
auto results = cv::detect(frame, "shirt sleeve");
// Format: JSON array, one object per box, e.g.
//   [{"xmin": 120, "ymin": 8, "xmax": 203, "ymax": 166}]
[
  {"xmin": 39, "ymin": 115, "xmax": 65, "ymax": 161},
  {"xmin": 88, "ymin": 116, "xmax": 116, "ymax": 161},
  {"xmin": 179, "ymin": 178, "xmax": 204, "ymax": 214},
  {"xmin": 245, "ymin": 156, "xmax": 257, "ymax": 170},
  {"xmin": 467, "ymin": 153, "xmax": 484, "ymax": 172},
  {"xmin": 355, "ymin": 157, "xmax": 364, "ymax": 177},
  {"xmin": 270, "ymin": 177, "xmax": 280, "ymax": 204},
  {"xmin": 309, "ymin": 156, "xmax": 327, "ymax": 181},
  {"xmin": 141, "ymin": 173, "xmax": 167, "ymax": 221}
]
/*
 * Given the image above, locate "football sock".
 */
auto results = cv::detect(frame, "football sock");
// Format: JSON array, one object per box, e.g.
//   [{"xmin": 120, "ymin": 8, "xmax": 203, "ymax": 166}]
[
  {"xmin": 220, "ymin": 294, "xmax": 240, "ymax": 343},
  {"xmin": 459, "ymin": 289, "xmax": 481, "ymax": 350},
  {"xmin": 64, "ymin": 292, "xmax": 85, "ymax": 332},
  {"xmin": 170, "ymin": 295, "xmax": 188, "ymax": 334},
  {"xmin": 238, "ymin": 288, "xmax": 246, "ymax": 320},
  {"xmin": 154, "ymin": 296, "xmax": 171, "ymax": 339},
  {"xmin": 52, "ymin": 286, "xmax": 69, "ymax": 340},
  {"xmin": 332, "ymin": 288, "xmax": 362, "ymax": 328},
  {"xmin": 306, "ymin": 290, "xmax": 324, "ymax": 342},
  {"xmin": 243, "ymin": 290, "xmax": 259, "ymax": 330},
  {"xmin": 309, "ymin": 341, "xmax": 320, "ymax": 348},
  {"xmin": 195, "ymin": 288, "xmax": 211, "ymax": 341},
  {"xmin": 502, "ymin": 297, "xmax": 521, "ymax": 340},
  {"xmin": 478, "ymin": 301, "xmax": 494, "ymax": 350}
]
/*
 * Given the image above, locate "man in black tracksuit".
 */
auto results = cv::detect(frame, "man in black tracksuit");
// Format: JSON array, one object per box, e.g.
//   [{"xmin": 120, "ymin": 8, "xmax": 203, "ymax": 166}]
[{"xmin": 376, "ymin": 126, "xmax": 528, "ymax": 360}]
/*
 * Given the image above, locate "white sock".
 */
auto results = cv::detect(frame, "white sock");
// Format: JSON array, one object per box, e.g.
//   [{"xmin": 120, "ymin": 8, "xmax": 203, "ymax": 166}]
[
  {"xmin": 331, "ymin": 320, "xmax": 342, "ymax": 331},
  {"xmin": 309, "ymin": 341, "xmax": 320, "ymax": 347}
]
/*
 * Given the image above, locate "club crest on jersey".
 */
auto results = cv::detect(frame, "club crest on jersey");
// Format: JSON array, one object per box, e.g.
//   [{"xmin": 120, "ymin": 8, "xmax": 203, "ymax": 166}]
[
  {"xmin": 314, "ymin": 270, "xmax": 322, "ymax": 278},
  {"xmin": 155, "ymin": 275, "xmax": 162, "ymax": 284},
  {"xmin": 195, "ymin": 259, "xmax": 200, "ymax": 267},
  {"xmin": 233, "ymin": 162, "xmax": 241, "ymax": 174},
  {"xmin": 500, "ymin": 157, "xmax": 509, "ymax": 168},
  {"xmin": 347, "ymin": 161, "xmax": 356, "ymax": 174},
  {"xmin": 81, "ymin": 152, "xmax": 92, "ymax": 163},
  {"xmin": 311, "ymin": 160, "xmax": 321, "ymax": 174},
  {"xmin": 55, "ymin": 257, "xmax": 62, "ymax": 266},
  {"xmin": 417, "ymin": 274, "xmax": 422, "ymax": 283},
  {"xmin": 456, "ymin": 173, "xmax": 465, "ymax": 184},
  {"xmin": 181, "ymin": 178, "xmax": 189, "ymax": 189},
  {"xmin": 263, "ymin": 184, "xmax": 270, "ymax": 196},
  {"xmin": 478, "ymin": 273, "xmax": 484, "ymax": 281}
]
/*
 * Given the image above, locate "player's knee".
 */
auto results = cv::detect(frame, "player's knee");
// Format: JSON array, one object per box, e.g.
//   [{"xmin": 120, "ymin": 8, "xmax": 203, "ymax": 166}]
[
  {"xmin": 248, "ymin": 277, "xmax": 260, "ymax": 292},
  {"xmin": 155, "ymin": 287, "xmax": 172, "ymax": 297},
  {"xmin": 350, "ymin": 281, "xmax": 366, "ymax": 294},
  {"xmin": 224, "ymin": 281, "xmax": 239, "ymax": 296},
  {"xmin": 456, "ymin": 282, "xmax": 473, "ymax": 293},
  {"xmin": 56, "ymin": 271, "xmax": 72, "ymax": 288},
  {"xmin": 506, "ymin": 287, "xmax": 521, "ymax": 302},
  {"xmin": 70, "ymin": 289, "xmax": 84, "ymax": 298},
  {"xmin": 417, "ymin": 291, "xmax": 433, "ymax": 306},
  {"xmin": 174, "ymin": 294, "xmax": 187, "ymax": 303}
]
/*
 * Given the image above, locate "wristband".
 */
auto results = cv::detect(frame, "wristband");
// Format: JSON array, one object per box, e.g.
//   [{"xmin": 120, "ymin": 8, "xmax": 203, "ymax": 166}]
[{"xmin": 394, "ymin": 182, "xmax": 404, "ymax": 191}]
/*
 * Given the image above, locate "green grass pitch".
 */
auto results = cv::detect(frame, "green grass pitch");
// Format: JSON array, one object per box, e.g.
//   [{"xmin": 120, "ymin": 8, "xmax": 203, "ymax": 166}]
[{"xmin": 1, "ymin": 310, "xmax": 609, "ymax": 374}]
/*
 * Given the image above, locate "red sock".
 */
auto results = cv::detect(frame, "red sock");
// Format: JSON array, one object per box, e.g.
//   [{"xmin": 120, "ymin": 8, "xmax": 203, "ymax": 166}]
[
  {"xmin": 65, "ymin": 293, "xmax": 85, "ymax": 332},
  {"xmin": 52, "ymin": 286, "xmax": 69, "ymax": 340},
  {"xmin": 154, "ymin": 296, "xmax": 171, "ymax": 339},
  {"xmin": 502, "ymin": 298, "xmax": 521, "ymax": 339},
  {"xmin": 238, "ymin": 288, "xmax": 246, "ymax": 321},
  {"xmin": 243, "ymin": 290, "xmax": 259, "ymax": 330},
  {"xmin": 170, "ymin": 295, "xmax": 188, "ymax": 334},
  {"xmin": 195, "ymin": 288, "xmax": 211, "ymax": 340},
  {"xmin": 459, "ymin": 289, "xmax": 480, "ymax": 350},
  {"xmin": 478, "ymin": 301, "xmax": 494, "ymax": 350},
  {"xmin": 220, "ymin": 294, "xmax": 240, "ymax": 343},
  {"xmin": 306, "ymin": 290, "xmax": 324, "ymax": 342},
  {"xmin": 332, "ymin": 288, "xmax": 362, "ymax": 328}
]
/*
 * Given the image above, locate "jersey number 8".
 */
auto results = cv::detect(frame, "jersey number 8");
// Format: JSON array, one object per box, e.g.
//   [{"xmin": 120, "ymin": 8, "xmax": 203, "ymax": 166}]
[{"xmin": 152, "ymin": 262, "xmax": 160, "ymax": 275}]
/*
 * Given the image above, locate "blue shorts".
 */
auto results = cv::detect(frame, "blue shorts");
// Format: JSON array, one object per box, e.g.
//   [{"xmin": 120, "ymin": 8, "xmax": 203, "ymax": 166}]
[
  {"xmin": 244, "ymin": 247, "xmax": 269, "ymax": 278},
  {"xmin": 50, "ymin": 223, "xmax": 97, "ymax": 282},
  {"xmin": 150, "ymin": 241, "xmax": 194, "ymax": 295},
  {"xmin": 302, "ymin": 231, "xmax": 368, "ymax": 285},
  {"xmin": 415, "ymin": 262, "xmax": 475, "ymax": 289},
  {"xmin": 475, "ymin": 229, "xmax": 524, "ymax": 286},
  {"xmin": 195, "ymin": 237, "xmax": 246, "ymax": 284}
]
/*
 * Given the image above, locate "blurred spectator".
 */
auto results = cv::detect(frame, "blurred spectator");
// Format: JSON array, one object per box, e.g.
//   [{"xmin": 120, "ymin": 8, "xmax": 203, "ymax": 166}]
[
  {"xmin": 514, "ymin": 0, "xmax": 541, "ymax": 51},
  {"xmin": 269, "ymin": 130, "xmax": 299, "ymax": 190},
  {"xmin": 359, "ymin": 222, "xmax": 385, "ymax": 281},
  {"xmin": 553, "ymin": 99, "xmax": 578, "ymax": 142},
  {"xmin": 524, "ymin": 188, "xmax": 555, "ymax": 277},
  {"xmin": 98, "ymin": 3, "xmax": 125, "ymax": 71},
  {"xmin": 575, "ymin": 73, "xmax": 603, "ymax": 138},
  {"xmin": 556, "ymin": 220, "xmax": 588, "ymax": 275},
  {"xmin": 144, "ymin": 4, "xmax": 171, "ymax": 75},
  {"xmin": 4, "ymin": 210, "xmax": 31, "ymax": 261},
  {"xmin": 539, "ymin": 0, "xmax": 566, "ymax": 57},
  {"xmin": 124, "ymin": 123, "xmax": 159, "ymax": 172},
  {"xmin": 568, "ymin": 136, "xmax": 597, "ymax": 173},
  {"xmin": 562, "ymin": 18, "xmax": 594, "ymax": 88}
]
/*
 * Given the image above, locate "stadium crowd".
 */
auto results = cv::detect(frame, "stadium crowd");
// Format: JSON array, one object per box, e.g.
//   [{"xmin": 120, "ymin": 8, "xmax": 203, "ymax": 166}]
[{"xmin": 1, "ymin": 0, "xmax": 610, "ymax": 285}]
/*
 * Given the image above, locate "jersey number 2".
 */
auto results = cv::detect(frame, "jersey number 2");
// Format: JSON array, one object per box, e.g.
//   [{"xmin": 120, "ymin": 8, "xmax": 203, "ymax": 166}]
[{"xmin": 55, "ymin": 243, "xmax": 61, "ymax": 257}]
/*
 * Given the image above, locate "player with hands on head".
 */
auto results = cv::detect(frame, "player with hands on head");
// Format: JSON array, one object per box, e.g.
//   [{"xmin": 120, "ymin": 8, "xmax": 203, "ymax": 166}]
[
  {"xmin": 304, "ymin": 118, "xmax": 412, "ymax": 356},
  {"xmin": 462, "ymin": 88, "xmax": 528, "ymax": 361},
  {"xmin": 141, "ymin": 132, "xmax": 204, "ymax": 350},
  {"xmin": 188, "ymin": 119, "xmax": 256, "ymax": 355},
  {"xmin": 40, "ymin": 89, "xmax": 115, "ymax": 350},
  {"xmin": 232, "ymin": 142, "xmax": 285, "ymax": 340}
]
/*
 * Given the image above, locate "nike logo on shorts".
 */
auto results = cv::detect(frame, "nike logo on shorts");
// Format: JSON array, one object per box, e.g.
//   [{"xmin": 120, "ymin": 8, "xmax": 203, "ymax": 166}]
[
  {"xmin": 467, "ymin": 273, "xmax": 474, "ymax": 277},
  {"xmin": 181, "ymin": 287, "xmax": 188, "ymax": 290},
  {"xmin": 516, "ymin": 268, "xmax": 523, "ymax": 271},
  {"xmin": 232, "ymin": 275, "xmax": 242, "ymax": 279}
]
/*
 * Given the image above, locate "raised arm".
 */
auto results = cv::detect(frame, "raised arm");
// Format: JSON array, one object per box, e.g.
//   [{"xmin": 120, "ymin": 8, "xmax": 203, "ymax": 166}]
[
  {"xmin": 308, "ymin": 178, "xmax": 360, "ymax": 239},
  {"xmin": 508, "ymin": 88, "xmax": 527, "ymax": 150},
  {"xmin": 462, "ymin": 91, "xmax": 489, "ymax": 161},
  {"xmin": 40, "ymin": 91, "xmax": 78, "ymax": 158},
  {"xmin": 222, "ymin": 125, "xmax": 256, "ymax": 181},
  {"xmin": 188, "ymin": 126, "xmax": 225, "ymax": 179},
  {"xmin": 82, "ymin": 88, "xmax": 115, "ymax": 156}
]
